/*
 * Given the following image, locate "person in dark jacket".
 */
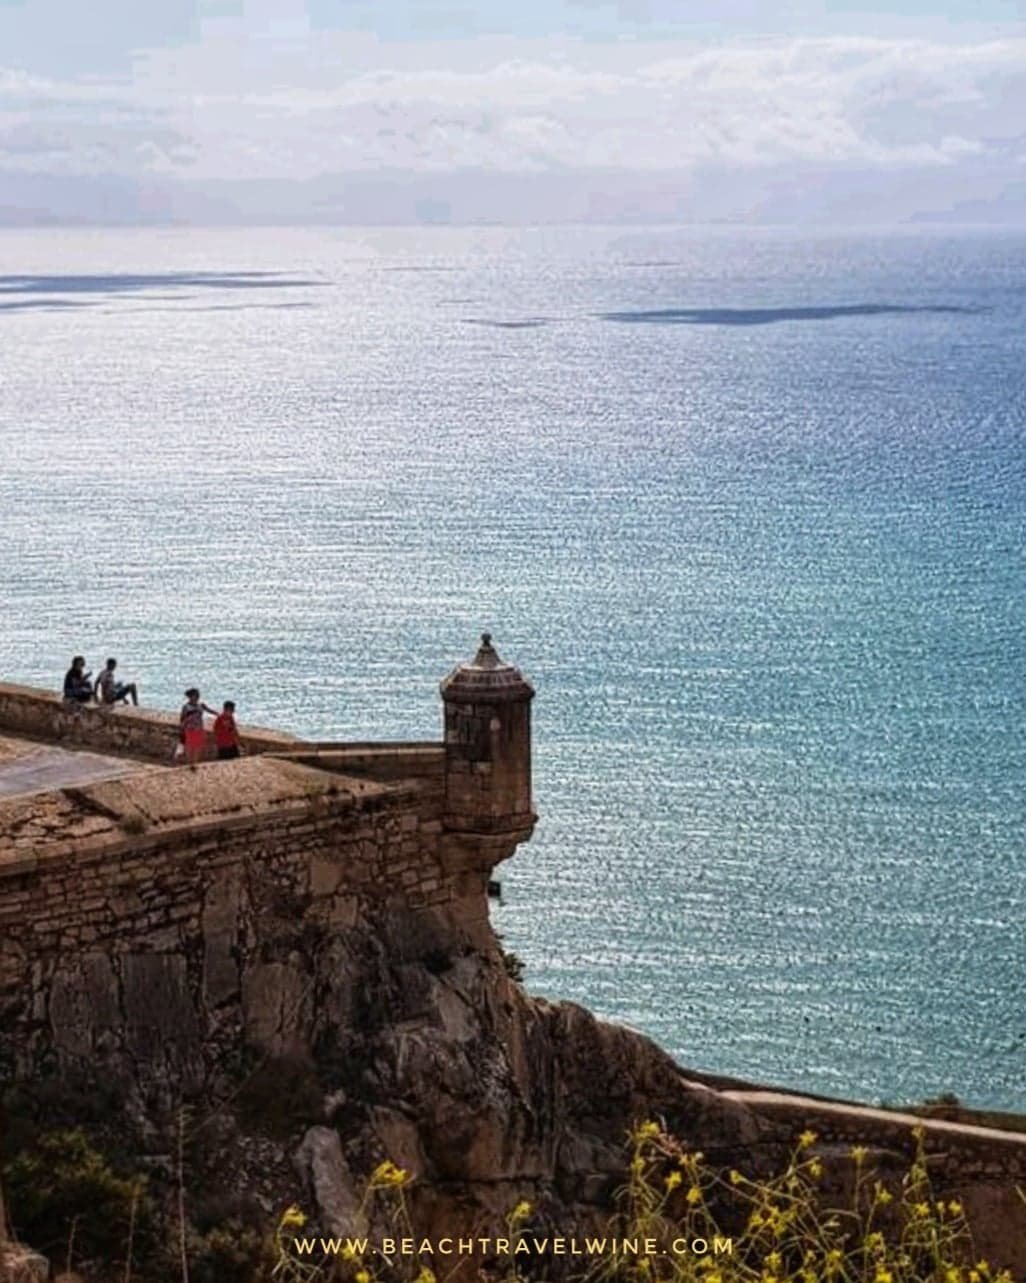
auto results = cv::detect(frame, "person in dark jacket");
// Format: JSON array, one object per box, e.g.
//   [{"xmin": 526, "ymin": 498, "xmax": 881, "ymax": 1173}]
[{"xmin": 62, "ymin": 656, "xmax": 93, "ymax": 704}]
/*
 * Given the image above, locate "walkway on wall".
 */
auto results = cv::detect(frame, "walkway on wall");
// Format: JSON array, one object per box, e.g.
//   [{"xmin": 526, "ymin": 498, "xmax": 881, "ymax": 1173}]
[{"xmin": 0, "ymin": 738, "xmax": 139, "ymax": 800}]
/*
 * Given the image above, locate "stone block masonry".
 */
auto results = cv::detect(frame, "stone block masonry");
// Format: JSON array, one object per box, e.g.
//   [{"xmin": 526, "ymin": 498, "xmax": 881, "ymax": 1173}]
[{"xmin": 0, "ymin": 765, "xmax": 491, "ymax": 1089}]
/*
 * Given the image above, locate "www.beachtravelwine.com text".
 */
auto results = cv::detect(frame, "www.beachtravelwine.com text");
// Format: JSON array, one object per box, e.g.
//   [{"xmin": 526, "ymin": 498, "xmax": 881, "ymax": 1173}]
[{"xmin": 293, "ymin": 1235, "xmax": 734, "ymax": 1259}]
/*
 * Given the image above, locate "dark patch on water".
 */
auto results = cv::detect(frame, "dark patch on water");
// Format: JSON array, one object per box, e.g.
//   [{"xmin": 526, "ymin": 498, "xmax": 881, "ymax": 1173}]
[
  {"xmin": 598, "ymin": 303, "xmax": 984, "ymax": 326},
  {"xmin": 461, "ymin": 317, "xmax": 553, "ymax": 329},
  {"xmin": 118, "ymin": 301, "xmax": 317, "ymax": 314},
  {"xmin": 0, "ymin": 271, "xmax": 320, "ymax": 296},
  {"xmin": 0, "ymin": 271, "xmax": 321, "ymax": 317},
  {"xmin": 0, "ymin": 298, "xmax": 88, "ymax": 312}
]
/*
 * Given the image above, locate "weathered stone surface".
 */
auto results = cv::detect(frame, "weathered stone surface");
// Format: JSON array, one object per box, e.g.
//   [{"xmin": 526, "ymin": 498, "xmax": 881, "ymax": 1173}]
[
  {"xmin": 201, "ymin": 872, "xmax": 243, "ymax": 1006},
  {"xmin": 121, "ymin": 953, "xmax": 202, "ymax": 1090},
  {"xmin": 295, "ymin": 1126, "xmax": 368, "ymax": 1238},
  {"xmin": 49, "ymin": 953, "xmax": 120, "ymax": 1058},
  {"xmin": 242, "ymin": 960, "xmax": 312, "ymax": 1056}
]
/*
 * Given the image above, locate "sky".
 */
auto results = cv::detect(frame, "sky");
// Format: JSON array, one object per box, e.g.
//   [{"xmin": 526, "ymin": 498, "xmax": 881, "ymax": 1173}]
[{"xmin": 1, "ymin": 0, "xmax": 1025, "ymax": 224}]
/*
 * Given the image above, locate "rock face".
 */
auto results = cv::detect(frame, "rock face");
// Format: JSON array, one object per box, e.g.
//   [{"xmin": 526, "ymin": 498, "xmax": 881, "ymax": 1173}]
[
  {"xmin": 280, "ymin": 919, "xmax": 761, "ymax": 1229},
  {"xmin": 5, "ymin": 831, "xmax": 1026, "ymax": 1277},
  {"xmin": 241, "ymin": 912, "xmax": 1026, "ymax": 1277}
]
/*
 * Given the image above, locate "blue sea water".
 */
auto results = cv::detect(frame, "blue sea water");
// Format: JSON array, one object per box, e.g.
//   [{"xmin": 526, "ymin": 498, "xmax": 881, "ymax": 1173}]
[{"xmin": 1, "ymin": 224, "xmax": 1024, "ymax": 1109}]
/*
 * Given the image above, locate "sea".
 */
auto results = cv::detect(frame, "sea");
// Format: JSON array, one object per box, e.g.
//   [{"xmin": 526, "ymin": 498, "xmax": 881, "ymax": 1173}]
[{"xmin": 1, "ymin": 223, "xmax": 1023, "ymax": 1110}]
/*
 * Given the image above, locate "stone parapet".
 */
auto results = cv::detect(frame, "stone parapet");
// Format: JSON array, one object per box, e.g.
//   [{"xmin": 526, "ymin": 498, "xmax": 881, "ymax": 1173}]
[
  {"xmin": 276, "ymin": 743, "xmax": 445, "ymax": 786},
  {"xmin": 0, "ymin": 682, "xmax": 299, "ymax": 763}
]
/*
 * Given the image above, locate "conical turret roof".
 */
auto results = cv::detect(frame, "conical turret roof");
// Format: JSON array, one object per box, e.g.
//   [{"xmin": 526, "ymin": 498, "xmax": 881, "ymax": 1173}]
[{"xmin": 440, "ymin": 634, "xmax": 534, "ymax": 702}]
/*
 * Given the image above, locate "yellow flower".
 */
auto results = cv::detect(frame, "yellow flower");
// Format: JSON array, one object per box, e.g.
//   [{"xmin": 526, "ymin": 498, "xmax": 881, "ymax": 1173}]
[
  {"xmin": 913, "ymin": 1201, "xmax": 931, "ymax": 1219},
  {"xmin": 664, "ymin": 1171, "xmax": 683, "ymax": 1191},
  {"xmin": 875, "ymin": 1271, "xmax": 893, "ymax": 1283},
  {"xmin": 874, "ymin": 1183, "xmax": 893, "ymax": 1205},
  {"xmin": 850, "ymin": 1145, "xmax": 869, "ymax": 1164},
  {"xmin": 798, "ymin": 1130, "xmax": 817, "ymax": 1149},
  {"xmin": 729, "ymin": 1169, "xmax": 743, "ymax": 1185},
  {"xmin": 766, "ymin": 1252, "xmax": 782, "ymax": 1272},
  {"xmin": 637, "ymin": 1121, "xmax": 661, "ymax": 1140},
  {"xmin": 809, "ymin": 1160, "xmax": 823, "ymax": 1180},
  {"xmin": 510, "ymin": 1200, "xmax": 533, "ymax": 1223},
  {"xmin": 949, "ymin": 1200, "xmax": 964, "ymax": 1217},
  {"xmin": 415, "ymin": 1270, "xmax": 436, "ymax": 1283},
  {"xmin": 372, "ymin": 1160, "xmax": 409, "ymax": 1187},
  {"xmin": 355, "ymin": 1272, "xmax": 371, "ymax": 1283},
  {"xmin": 686, "ymin": 1184, "xmax": 702, "ymax": 1205},
  {"xmin": 280, "ymin": 1204, "xmax": 307, "ymax": 1230}
]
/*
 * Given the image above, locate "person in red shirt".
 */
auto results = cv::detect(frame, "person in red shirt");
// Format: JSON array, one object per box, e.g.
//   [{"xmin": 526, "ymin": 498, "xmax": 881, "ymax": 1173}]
[{"xmin": 213, "ymin": 700, "xmax": 241, "ymax": 760}]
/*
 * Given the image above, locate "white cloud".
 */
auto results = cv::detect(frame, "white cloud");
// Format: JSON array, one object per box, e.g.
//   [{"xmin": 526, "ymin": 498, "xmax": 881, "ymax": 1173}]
[{"xmin": 1, "ymin": 31, "xmax": 1024, "ymax": 219}]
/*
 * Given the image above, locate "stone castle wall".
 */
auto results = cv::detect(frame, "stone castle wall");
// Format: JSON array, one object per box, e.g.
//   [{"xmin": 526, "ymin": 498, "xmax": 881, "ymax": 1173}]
[
  {"xmin": 0, "ymin": 769, "xmax": 500, "ymax": 1096},
  {"xmin": 0, "ymin": 658, "xmax": 524, "ymax": 1100}
]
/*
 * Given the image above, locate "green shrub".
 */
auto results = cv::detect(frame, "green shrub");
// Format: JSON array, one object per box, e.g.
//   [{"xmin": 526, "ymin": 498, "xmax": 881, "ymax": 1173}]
[
  {"xmin": 189, "ymin": 1218, "xmax": 278, "ymax": 1283},
  {"xmin": 3, "ymin": 1128, "xmax": 155, "ymax": 1272}
]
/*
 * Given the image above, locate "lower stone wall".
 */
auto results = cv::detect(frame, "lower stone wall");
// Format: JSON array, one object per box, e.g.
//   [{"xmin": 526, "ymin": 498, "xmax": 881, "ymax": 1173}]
[{"xmin": 279, "ymin": 744, "xmax": 446, "ymax": 785}]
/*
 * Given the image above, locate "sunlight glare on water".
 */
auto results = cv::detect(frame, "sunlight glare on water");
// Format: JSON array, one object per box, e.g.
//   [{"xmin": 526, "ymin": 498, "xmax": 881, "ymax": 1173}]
[{"xmin": 1, "ymin": 224, "xmax": 1024, "ymax": 1107}]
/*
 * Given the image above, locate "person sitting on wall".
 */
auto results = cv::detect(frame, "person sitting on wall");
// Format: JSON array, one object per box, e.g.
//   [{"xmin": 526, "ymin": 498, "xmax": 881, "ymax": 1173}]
[
  {"xmin": 212, "ymin": 700, "xmax": 241, "ymax": 760},
  {"xmin": 179, "ymin": 687, "xmax": 217, "ymax": 768},
  {"xmin": 94, "ymin": 657, "xmax": 139, "ymax": 707},
  {"xmin": 62, "ymin": 656, "xmax": 94, "ymax": 705}
]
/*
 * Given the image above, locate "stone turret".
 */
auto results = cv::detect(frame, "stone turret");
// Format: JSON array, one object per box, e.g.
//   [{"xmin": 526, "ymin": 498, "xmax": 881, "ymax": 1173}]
[{"xmin": 439, "ymin": 634, "xmax": 535, "ymax": 844}]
